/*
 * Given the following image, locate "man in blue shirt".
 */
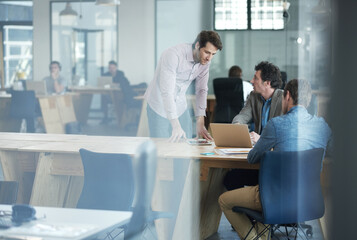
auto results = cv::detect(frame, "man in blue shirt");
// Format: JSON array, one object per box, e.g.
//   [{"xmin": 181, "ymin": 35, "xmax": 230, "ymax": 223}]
[{"xmin": 218, "ymin": 79, "xmax": 331, "ymax": 240}]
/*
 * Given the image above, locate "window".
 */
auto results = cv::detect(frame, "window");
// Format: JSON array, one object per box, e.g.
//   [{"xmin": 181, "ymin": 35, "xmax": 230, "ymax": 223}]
[
  {"xmin": 214, "ymin": 0, "xmax": 285, "ymax": 30},
  {"xmin": 0, "ymin": 1, "xmax": 33, "ymax": 88}
]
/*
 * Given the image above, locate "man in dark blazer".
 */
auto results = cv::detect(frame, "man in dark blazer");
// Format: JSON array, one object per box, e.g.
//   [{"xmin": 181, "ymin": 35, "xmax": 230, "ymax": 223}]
[
  {"xmin": 101, "ymin": 60, "xmax": 134, "ymax": 124},
  {"xmin": 225, "ymin": 61, "xmax": 283, "ymax": 190}
]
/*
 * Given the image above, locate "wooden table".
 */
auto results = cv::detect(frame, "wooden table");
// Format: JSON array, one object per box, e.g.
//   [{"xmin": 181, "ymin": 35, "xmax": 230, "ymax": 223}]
[
  {"xmin": 0, "ymin": 204, "xmax": 132, "ymax": 240},
  {"xmin": 0, "ymin": 132, "xmax": 257, "ymax": 239}
]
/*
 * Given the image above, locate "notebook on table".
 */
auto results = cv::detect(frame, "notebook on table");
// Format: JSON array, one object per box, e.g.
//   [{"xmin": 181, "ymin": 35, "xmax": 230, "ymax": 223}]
[{"xmin": 210, "ymin": 123, "xmax": 253, "ymax": 148}]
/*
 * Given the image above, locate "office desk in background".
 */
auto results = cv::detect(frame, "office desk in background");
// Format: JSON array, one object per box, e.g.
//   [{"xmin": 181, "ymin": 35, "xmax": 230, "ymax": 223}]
[
  {"xmin": 0, "ymin": 132, "xmax": 257, "ymax": 240},
  {"xmin": 69, "ymin": 86, "xmax": 125, "ymax": 127},
  {"xmin": 0, "ymin": 93, "xmax": 77, "ymax": 134},
  {"xmin": 0, "ymin": 204, "xmax": 132, "ymax": 240}
]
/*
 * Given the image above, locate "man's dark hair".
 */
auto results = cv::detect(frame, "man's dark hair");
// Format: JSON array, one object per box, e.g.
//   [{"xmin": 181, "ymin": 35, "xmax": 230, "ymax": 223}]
[
  {"xmin": 228, "ymin": 65, "xmax": 242, "ymax": 78},
  {"xmin": 108, "ymin": 60, "xmax": 117, "ymax": 66},
  {"xmin": 50, "ymin": 61, "xmax": 61, "ymax": 70},
  {"xmin": 254, "ymin": 61, "xmax": 282, "ymax": 89},
  {"xmin": 192, "ymin": 31, "xmax": 223, "ymax": 51},
  {"xmin": 284, "ymin": 79, "xmax": 312, "ymax": 107}
]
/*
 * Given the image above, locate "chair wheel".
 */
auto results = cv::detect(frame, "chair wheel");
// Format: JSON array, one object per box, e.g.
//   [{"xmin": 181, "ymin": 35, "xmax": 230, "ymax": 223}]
[{"xmin": 306, "ymin": 228, "xmax": 313, "ymax": 237}]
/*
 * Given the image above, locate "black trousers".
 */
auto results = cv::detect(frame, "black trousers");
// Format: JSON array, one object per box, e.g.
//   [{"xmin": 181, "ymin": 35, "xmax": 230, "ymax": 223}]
[{"xmin": 223, "ymin": 169, "xmax": 260, "ymax": 191}]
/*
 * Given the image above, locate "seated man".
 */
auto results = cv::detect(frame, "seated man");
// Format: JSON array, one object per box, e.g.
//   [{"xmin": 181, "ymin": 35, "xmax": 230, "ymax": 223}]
[
  {"xmin": 224, "ymin": 61, "xmax": 284, "ymax": 190},
  {"xmin": 218, "ymin": 79, "xmax": 332, "ymax": 240},
  {"xmin": 43, "ymin": 61, "xmax": 67, "ymax": 94},
  {"xmin": 101, "ymin": 60, "xmax": 134, "ymax": 124}
]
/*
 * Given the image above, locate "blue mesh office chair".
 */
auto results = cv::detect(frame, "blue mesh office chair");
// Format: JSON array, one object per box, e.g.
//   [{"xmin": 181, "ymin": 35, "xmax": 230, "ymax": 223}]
[
  {"xmin": 77, "ymin": 149, "xmax": 135, "ymax": 211},
  {"xmin": 77, "ymin": 149, "xmax": 135, "ymax": 240},
  {"xmin": 232, "ymin": 148, "xmax": 325, "ymax": 240},
  {"xmin": 0, "ymin": 181, "xmax": 19, "ymax": 204},
  {"xmin": 213, "ymin": 78, "xmax": 244, "ymax": 123}
]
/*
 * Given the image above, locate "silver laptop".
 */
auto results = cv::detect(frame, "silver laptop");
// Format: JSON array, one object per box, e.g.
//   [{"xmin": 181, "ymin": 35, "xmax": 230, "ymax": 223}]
[
  {"xmin": 26, "ymin": 81, "xmax": 47, "ymax": 95},
  {"xmin": 97, "ymin": 76, "xmax": 113, "ymax": 87},
  {"xmin": 210, "ymin": 123, "xmax": 253, "ymax": 148}
]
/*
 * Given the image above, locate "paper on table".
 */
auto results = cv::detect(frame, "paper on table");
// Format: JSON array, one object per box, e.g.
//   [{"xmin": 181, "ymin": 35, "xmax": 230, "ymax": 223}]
[
  {"xmin": 215, "ymin": 148, "xmax": 252, "ymax": 155},
  {"xmin": 186, "ymin": 139, "xmax": 212, "ymax": 145}
]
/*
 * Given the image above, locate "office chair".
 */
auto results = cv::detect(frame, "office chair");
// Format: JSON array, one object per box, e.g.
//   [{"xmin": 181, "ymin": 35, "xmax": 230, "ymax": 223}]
[
  {"xmin": 307, "ymin": 93, "xmax": 318, "ymax": 116},
  {"xmin": 232, "ymin": 148, "xmax": 325, "ymax": 240},
  {"xmin": 0, "ymin": 181, "xmax": 19, "ymax": 204},
  {"xmin": 280, "ymin": 71, "xmax": 287, "ymax": 90},
  {"xmin": 125, "ymin": 140, "xmax": 173, "ymax": 240},
  {"xmin": 213, "ymin": 78, "xmax": 244, "ymax": 123},
  {"xmin": 77, "ymin": 149, "xmax": 135, "ymax": 211},
  {"xmin": 9, "ymin": 90, "xmax": 39, "ymax": 133},
  {"xmin": 77, "ymin": 149, "xmax": 135, "ymax": 240}
]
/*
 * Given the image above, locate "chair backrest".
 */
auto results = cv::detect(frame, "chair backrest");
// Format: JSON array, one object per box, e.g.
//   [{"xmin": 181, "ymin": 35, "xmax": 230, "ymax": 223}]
[
  {"xmin": 77, "ymin": 149, "xmax": 135, "ymax": 211},
  {"xmin": 259, "ymin": 148, "xmax": 325, "ymax": 224},
  {"xmin": 0, "ymin": 181, "xmax": 19, "ymax": 204},
  {"xmin": 125, "ymin": 140, "xmax": 157, "ymax": 240},
  {"xmin": 307, "ymin": 93, "xmax": 318, "ymax": 116},
  {"xmin": 213, "ymin": 77, "xmax": 244, "ymax": 123},
  {"xmin": 10, "ymin": 90, "xmax": 37, "ymax": 119}
]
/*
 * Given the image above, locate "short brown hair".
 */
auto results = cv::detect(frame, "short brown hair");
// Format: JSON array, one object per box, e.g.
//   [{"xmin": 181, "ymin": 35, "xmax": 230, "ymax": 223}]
[
  {"xmin": 284, "ymin": 79, "xmax": 312, "ymax": 107},
  {"xmin": 228, "ymin": 65, "xmax": 242, "ymax": 78},
  {"xmin": 192, "ymin": 30, "xmax": 223, "ymax": 51}
]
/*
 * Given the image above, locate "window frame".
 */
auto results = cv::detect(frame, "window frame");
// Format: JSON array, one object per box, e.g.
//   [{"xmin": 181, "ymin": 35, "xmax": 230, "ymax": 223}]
[{"xmin": 213, "ymin": 0, "xmax": 285, "ymax": 31}]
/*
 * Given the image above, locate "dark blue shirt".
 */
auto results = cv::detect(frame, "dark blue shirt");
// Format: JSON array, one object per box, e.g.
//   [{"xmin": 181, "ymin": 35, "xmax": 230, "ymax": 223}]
[
  {"xmin": 248, "ymin": 106, "xmax": 332, "ymax": 164},
  {"xmin": 260, "ymin": 96, "xmax": 272, "ymax": 133}
]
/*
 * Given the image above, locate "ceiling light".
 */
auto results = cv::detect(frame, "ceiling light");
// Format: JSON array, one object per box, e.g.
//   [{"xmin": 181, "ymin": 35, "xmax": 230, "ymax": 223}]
[
  {"xmin": 59, "ymin": 3, "xmax": 78, "ymax": 17},
  {"xmin": 95, "ymin": 0, "xmax": 120, "ymax": 6}
]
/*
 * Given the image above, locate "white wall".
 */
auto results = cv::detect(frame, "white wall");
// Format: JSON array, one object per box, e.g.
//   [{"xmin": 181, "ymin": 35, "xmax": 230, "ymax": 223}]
[{"xmin": 118, "ymin": 0, "xmax": 155, "ymax": 84}]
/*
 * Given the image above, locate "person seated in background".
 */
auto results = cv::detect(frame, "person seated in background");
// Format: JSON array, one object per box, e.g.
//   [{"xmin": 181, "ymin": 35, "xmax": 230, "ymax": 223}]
[
  {"xmin": 101, "ymin": 60, "xmax": 135, "ymax": 124},
  {"xmin": 228, "ymin": 65, "xmax": 253, "ymax": 103},
  {"xmin": 218, "ymin": 79, "xmax": 332, "ymax": 240},
  {"xmin": 43, "ymin": 61, "xmax": 67, "ymax": 94},
  {"xmin": 223, "ymin": 61, "xmax": 284, "ymax": 191}
]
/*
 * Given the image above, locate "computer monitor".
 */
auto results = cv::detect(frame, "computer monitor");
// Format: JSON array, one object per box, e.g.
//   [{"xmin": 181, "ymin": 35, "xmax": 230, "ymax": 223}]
[
  {"xmin": 97, "ymin": 76, "xmax": 113, "ymax": 88},
  {"xmin": 26, "ymin": 81, "xmax": 47, "ymax": 95}
]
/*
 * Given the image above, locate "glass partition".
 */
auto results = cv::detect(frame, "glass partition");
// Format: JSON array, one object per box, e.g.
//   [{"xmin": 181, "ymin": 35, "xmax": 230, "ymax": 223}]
[{"xmin": 51, "ymin": 1, "xmax": 118, "ymax": 87}]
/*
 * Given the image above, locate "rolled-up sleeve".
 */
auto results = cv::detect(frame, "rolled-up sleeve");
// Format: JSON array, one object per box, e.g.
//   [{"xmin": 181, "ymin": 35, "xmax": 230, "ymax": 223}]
[
  {"xmin": 159, "ymin": 49, "xmax": 179, "ymax": 120},
  {"xmin": 248, "ymin": 120, "xmax": 277, "ymax": 164},
  {"xmin": 195, "ymin": 66, "xmax": 209, "ymax": 117}
]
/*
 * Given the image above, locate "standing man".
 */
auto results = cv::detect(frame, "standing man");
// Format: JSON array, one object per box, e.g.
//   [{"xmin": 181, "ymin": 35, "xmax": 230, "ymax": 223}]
[
  {"xmin": 219, "ymin": 79, "xmax": 332, "ymax": 240},
  {"xmin": 145, "ymin": 31, "xmax": 223, "ymax": 141},
  {"xmin": 224, "ymin": 61, "xmax": 284, "ymax": 190},
  {"xmin": 101, "ymin": 60, "xmax": 133, "ymax": 124},
  {"xmin": 43, "ymin": 61, "xmax": 67, "ymax": 94}
]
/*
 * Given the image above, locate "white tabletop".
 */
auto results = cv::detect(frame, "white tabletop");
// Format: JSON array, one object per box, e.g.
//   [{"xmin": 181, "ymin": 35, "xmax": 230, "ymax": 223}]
[{"xmin": 0, "ymin": 205, "xmax": 132, "ymax": 240}]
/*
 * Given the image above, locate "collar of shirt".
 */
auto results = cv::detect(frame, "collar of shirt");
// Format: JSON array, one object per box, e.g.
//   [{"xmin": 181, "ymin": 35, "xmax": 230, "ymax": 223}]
[{"xmin": 185, "ymin": 44, "xmax": 196, "ymax": 63}]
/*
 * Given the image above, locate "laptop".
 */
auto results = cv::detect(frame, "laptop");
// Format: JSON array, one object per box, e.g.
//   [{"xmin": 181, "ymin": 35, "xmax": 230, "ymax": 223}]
[
  {"xmin": 210, "ymin": 123, "xmax": 253, "ymax": 148},
  {"xmin": 26, "ymin": 81, "xmax": 47, "ymax": 95},
  {"xmin": 97, "ymin": 76, "xmax": 113, "ymax": 87}
]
